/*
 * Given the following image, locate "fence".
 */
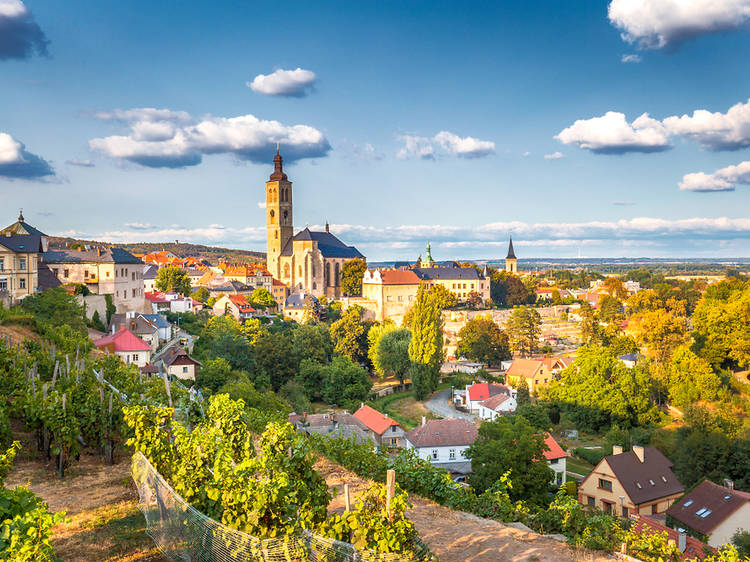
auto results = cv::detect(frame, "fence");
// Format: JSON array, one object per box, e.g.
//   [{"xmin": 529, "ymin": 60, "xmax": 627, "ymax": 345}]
[{"xmin": 131, "ymin": 452, "xmax": 432, "ymax": 562}]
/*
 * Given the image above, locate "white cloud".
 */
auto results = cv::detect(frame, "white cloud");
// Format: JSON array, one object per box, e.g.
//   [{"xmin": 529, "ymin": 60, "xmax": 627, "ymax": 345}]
[
  {"xmin": 247, "ymin": 68, "xmax": 317, "ymax": 97},
  {"xmin": 123, "ymin": 222, "xmax": 156, "ymax": 230},
  {"xmin": 556, "ymin": 111, "xmax": 671, "ymax": 154},
  {"xmin": 0, "ymin": 0, "xmax": 48, "ymax": 60},
  {"xmin": 621, "ymin": 53, "xmax": 642, "ymax": 63},
  {"xmin": 66, "ymin": 159, "xmax": 94, "ymax": 167},
  {"xmin": 663, "ymin": 98, "xmax": 750, "ymax": 150},
  {"xmin": 544, "ymin": 151, "xmax": 565, "ymax": 160},
  {"xmin": 613, "ymin": 200, "xmax": 636, "ymax": 206},
  {"xmin": 397, "ymin": 131, "xmax": 494, "ymax": 160},
  {"xmin": 0, "ymin": 131, "xmax": 54, "ymax": 178},
  {"xmin": 608, "ymin": 0, "xmax": 750, "ymax": 49},
  {"xmin": 522, "ymin": 151, "xmax": 531, "ymax": 157},
  {"xmin": 679, "ymin": 160, "xmax": 750, "ymax": 191},
  {"xmin": 257, "ymin": 201, "xmax": 266, "ymax": 209},
  {"xmin": 89, "ymin": 107, "xmax": 330, "ymax": 168}
]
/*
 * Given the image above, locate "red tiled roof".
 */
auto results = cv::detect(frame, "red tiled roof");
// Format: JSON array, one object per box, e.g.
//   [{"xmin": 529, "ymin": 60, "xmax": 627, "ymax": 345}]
[
  {"xmin": 228, "ymin": 294, "xmax": 255, "ymax": 313},
  {"xmin": 354, "ymin": 405, "xmax": 400, "ymax": 435},
  {"xmin": 469, "ymin": 383, "xmax": 509, "ymax": 401},
  {"xmin": 374, "ymin": 269, "xmax": 421, "ymax": 285},
  {"xmin": 632, "ymin": 517, "xmax": 714, "ymax": 561},
  {"xmin": 145, "ymin": 291, "xmax": 167, "ymax": 303},
  {"xmin": 543, "ymin": 433, "xmax": 567, "ymax": 460},
  {"xmin": 225, "ymin": 263, "xmax": 272, "ymax": 277},
  {"xmin": 94, "ymin": 328, "xmax": 151, "ymax": 352}
]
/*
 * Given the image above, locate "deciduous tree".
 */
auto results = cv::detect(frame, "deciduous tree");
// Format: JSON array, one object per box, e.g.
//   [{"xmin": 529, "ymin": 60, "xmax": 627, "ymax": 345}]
[
  {"xmin": 340, "ymin": 258, "xmax": 367, "ymax": 297},
  {"xmin": 506, "ymin": 307, "xmax": 541, "ymax": 357},
  {"xmin": 155, "ymin": 266, "xmax": 192, "ymax": 296},
  {"xmin": 408, "ymin": 284, "xmax": 444, "ymax": 399},
  {"xmin": 250, "ymin": 287, "xmax": 276, "ymax": 310},
  {"xmin": 456, "ymin": 316, "xmax": 510, "ymax": 366}
]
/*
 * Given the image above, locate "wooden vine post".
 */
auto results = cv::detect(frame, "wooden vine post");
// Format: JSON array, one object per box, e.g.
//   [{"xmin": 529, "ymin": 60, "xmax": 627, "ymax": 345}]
[
  {"xmin": 344, "ymin": 483, "xmax": 351, "ymax": 512},
  {"xmin": 59, "ymin": 393, "xmax": 66, "ymax": 478},
  {"xmin": 386, "ymin": 469, "xmax": 396, "ymax": 520}
]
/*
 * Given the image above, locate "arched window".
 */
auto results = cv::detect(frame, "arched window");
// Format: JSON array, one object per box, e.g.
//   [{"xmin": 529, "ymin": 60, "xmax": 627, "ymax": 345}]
[
  {"xmin": 325, "ymin": 262, "xmax": 331, "ymax": 286},
  {"xmin": 313, "ymin": 282, "xmax": 317, "ymax": 290},
  {"xmin": 284, "ymin": 264, "xmax": 290, "ymax": 278},
  {"xmin": 298, "ymin": 266, "xmax": 302, "ymax": 277},
  {"xmin": 283, "ymin": 209, "xmax": 288, "ymax": 222},
  {"xmin": 269, "ymin": 209, "xmax": 275, "ymax": 224},
  {"xmin": 334, "ymin": 262, "xmax": 340, "ymax": 286},
  {"xmin": 274, "ymin": 231, "xmax": 278, "ymax": 239}
]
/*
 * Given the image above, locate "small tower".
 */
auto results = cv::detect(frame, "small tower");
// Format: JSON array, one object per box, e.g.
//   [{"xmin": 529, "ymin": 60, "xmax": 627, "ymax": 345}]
[
  {"xmin": 422, "ymin": 241, "xmax": 435, "ymax": 267},
  {"xmin": 265, "ymin": 147, "xmax": 294, "ymax": 278},
  {"xmin": 505, "ymin": 236, "xmax": 517, "ymax": 274}
]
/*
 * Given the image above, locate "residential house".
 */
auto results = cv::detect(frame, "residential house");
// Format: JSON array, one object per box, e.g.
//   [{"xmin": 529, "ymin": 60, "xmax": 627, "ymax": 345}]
[
  {"xmin": 140, "ymin": 313, "xmax": 172, "ymax": 341},
  {"xmin": 271, "ymin": 278, "xmax": 289, "ymax": 310},
  {"xmin": 477, "ymin": 393, "xmax": 517, "ymax": 420},
  {"xmin": 505, "ymin": 359, "xmax": 555, "ymax": 393},
  {"xmin": 466, "ymin": 382, "xmax": 517, "ymax": 414},
  {"xmin": 145, "ymin": 291, "xmax": 197, "ymax": 314},
  {"xmin": 666, "ymin": 480, "xmax": 750, "ymax": 548},
  {"xmin": 160, "ymin": 347, "xmax": 201, "ymax": 381},
  {"xmin": 618, "ymin": 353, "xmax": 640, "ymax": 369},
  {"xmin": 544, "ymin": 433, "xmax": 568, "ymax": 486},
  {"xmin": 353, "ymin": 405, "xmax": 406, "ymax": 447},
  {"xmin": 207, "ymin": 280, "xmax": 253, "ymax": 297},
  {"xmin": 541, "ymin": 356, "xmax": 575, "ymax": 375},
  {"xmin": 143, "ymin": 264, "xmax": 158, "ymax": 293},
  {"xmin": 442, "ymin": 361, "xmax": 487, "ymax": 375},
  {"xmin": 578, "ymin": 445, "xmax": 684, "ymax": 517},
  {"xmin": 142, "ymin": 251, "xmax": 180, "ymax": 267},
  {"xmin": 212, "ymin": 294, "xmax": 256, "ymax": 321},
  {"xmin": 93, "ymin": 327, "xmax": 152, "ymax": 367},
  {"xmin": 0, "ymin": 212, "xmax": 47, "ymax": 305},
  {"xmin": 535, "ymin": 287, "xmax": 571, "ymax": 301},
  {"xmin": 44, "ymin": 245, "xmax": 145, "ymax": 312},
  {"xmin": 289, "ymin": 412, "xmax": 375, "ymax": 446},
  {"xmin": 284, "ymin": 293, "xmax": 319, "ymax": 322},
  {"xmin": 224, "ymin": 264, "xmax": 273, "ymax": 292},
  {"xmin": 108, "ymin": 312, "xmax": 160, "ymax": 354},
  {"xmin": 405, "ymin": 418, "xmax": 478, "ymax": 476},
  {"xmin": 633, "ymin": 517, "xmax": 713, "ymax": 561},
  {"xmin": 195, "ymin": 269, "xmax": 222, "ymax": 288},
  {"xmin": 360, "ymin": 269, "xmax": 422, "ymax": 323},
  {"xmin": 186, "ymin": 268, "xmax": 205, "ymax": 287}
]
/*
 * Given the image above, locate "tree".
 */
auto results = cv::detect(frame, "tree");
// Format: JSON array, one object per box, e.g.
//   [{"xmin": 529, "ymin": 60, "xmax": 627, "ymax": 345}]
[
  {"xmin": 90, "ymin": 309, "xmax": 106, "ymax": 332},
  {"xmin": 321, "ymin": 356, "xmax": 373, "ymax": 406},
  {"xmin": 456, "ymin": 316, "xmax": 511, "ymax": 366},
  {"xmin": 603, "ymin": 277, "xmax": 628, "ymax": 299},
  {"xmin": 732, "ymin": 530, "xmax": 750, "ymax": 559},
  {"xmin": 155, "ymin": 266, "xmax": 192, "ymax": 295},
  {"xmin": 490, "ymin": 271, "xmax": 531, "ymax": 307},
  {"xmin": 330, "ymin": 306, "xmax": 369, "ymax": 364},
  {"xmin": 340, "ymin": 258, "xmax": 367, "ymax": 297},
  {"xmin": 195, "ymin": 357, "xmax": 234, "ymax": 393},
  {"xmin": 466, "ymin": 415, "xmax": 553, "ymax": 505},
  {"xmin": 666, "ymin": 346, "xmax": 721, "ymax": 408},
  {"xmin": 20, "ymin": 287, "xmax": 88, "ymax": 333},
  {"xmin": 517, "ymin": 403, "xmax": 552, "ymax": 431},
  {"xmin": 254, "ymin": 330, "xmax": 298, "ymax": 391},
  {"xmin": 367, "ymin": 320, "xmax": 396, "ymax": 377},
  {"xmin": 578, "ymin": 301, "xmax": 600, "ymax": 345},
  {"xmin": 466, "ymin": 291, "xmax": 483, "ymax": 309},
  {"xmin": 375, "ymin": 328, "xmax": 412, "ymax": 385},
  {"xmin": 192, "ymin": 286, "xmax": 210, "ymax": 303},
  {"xmin": 598, "ymin": 295, "xmax": 622, "ymax": 323},
  {"xmin": 293, "ymin": 323, "xmax": 332, "ymax": 365},
  {"xmin": 506, "ymin": 307, "xmax": 541, "ymax": 357},
  {"xmin": 194, "ymin": 315, "xmax": 255, "ymax": 373},
  {"xmin": 428, "ymin": 284, "xmax": 458, "ymax": 309},
  {"xmin": 408, "ymin": 284, "xmax": 445, "ymax": 399},
  {"xmin": 250, "ymin": 287, "xmax": 276, "ymax": 310},
  {"xmin": 632, "ymin": 309, "xmax": 689, "ymax": 364}
]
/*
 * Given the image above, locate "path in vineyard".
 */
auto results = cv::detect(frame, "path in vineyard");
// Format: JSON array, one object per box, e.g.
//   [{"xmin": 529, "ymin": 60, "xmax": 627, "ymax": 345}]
[{"xmin": 317, "ymin": 456, "xmax": 610, "ymax": 562}]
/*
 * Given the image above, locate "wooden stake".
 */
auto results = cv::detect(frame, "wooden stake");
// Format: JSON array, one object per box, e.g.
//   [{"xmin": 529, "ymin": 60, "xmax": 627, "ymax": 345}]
[
  {"xmin": 386, "ymin": 469, "xmax": 396, "ymax": 518},
  {"xmin": 344, "ymin": 483, "xmax": 351, "ymax": 512}
]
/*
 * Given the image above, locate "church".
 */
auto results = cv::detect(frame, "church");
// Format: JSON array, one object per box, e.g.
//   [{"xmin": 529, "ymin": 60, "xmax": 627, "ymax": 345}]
[{"xmin": 264, "ymin": 149, "xmax": 364, "ymax": 299}]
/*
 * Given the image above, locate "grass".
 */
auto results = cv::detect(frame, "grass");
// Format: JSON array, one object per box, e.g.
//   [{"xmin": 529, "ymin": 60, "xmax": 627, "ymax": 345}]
[
  {"xmin": 566, "ymin": 457, "xmax": 594, "ymax": 477},
  {"xmin": 368, "ymin": 382, "xmax": 452, "ymax": 429}
]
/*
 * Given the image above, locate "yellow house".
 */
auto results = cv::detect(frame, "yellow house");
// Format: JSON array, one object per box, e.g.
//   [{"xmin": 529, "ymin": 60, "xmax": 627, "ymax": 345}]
[
  {"xmin": 505, "ymin": 358, "xmax": 554, "ymax": 393},
  {"xmin": 578, "ymin": 446, "xmax": 684, "ymax": 518},
  {"xmin": 0, "ymin": 212, "xmax": 48, "ymax": 305}
]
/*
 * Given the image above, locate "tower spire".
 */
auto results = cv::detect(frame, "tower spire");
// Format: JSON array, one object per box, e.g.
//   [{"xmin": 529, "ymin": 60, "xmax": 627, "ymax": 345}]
[
  {"xmin": 270, "ymin": 146, "xmax": 287, "ymax": 181},
  {"xmin": 18, "ymin": 209, "xmax": 24, "ymax": 222},
  {"xmin": 506, "ymin": 235, "xmax": 516, "ymax": 259}
]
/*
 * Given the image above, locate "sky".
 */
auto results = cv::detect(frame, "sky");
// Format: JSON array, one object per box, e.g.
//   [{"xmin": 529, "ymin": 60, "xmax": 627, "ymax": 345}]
[{"xmin": 3, "ymin": 0, "xmax": 750, "ymax": 261}]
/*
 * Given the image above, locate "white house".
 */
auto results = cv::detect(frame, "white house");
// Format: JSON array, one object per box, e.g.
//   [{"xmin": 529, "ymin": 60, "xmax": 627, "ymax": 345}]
[
  {"xmin": 543, "ymin": 433, "xmax": 568, "ymax": 486},
  {"xmin": 93, "ymin": 327, "xmax": 152, "ymax": 368},
  {"xmin": 405, "ymin": 418, "xmax": 478, "ymax": 476},
  {"xmin": 465, "ymin": 382, "xmax": 517, "ymax": 414},
  {"xmin": 477, "ymin": 393, "xmax": 517, "ymax": 420}
]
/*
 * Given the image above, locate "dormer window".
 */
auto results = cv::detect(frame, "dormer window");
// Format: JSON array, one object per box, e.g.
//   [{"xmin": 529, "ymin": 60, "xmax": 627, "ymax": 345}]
[{"xmin": 649, "ymin": 479, "xmax": 655, "ymax": 486}]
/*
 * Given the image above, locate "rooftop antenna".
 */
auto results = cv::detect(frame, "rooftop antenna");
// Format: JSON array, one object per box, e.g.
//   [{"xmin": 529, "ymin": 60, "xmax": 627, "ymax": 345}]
[{"xmin": 276, "ymin": 141, "xmax": 280, "ymax": 154}]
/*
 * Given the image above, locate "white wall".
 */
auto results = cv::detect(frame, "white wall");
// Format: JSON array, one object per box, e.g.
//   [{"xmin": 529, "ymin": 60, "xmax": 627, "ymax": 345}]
[
  {"xmin": 406, "ymin": 443, "xmax": 471, "ymax": 464},
  {"xmin": 548, "ymin": 457, "xmax": 567, "ymax": 485},
  {"xmin": 116, "ymin": 349, "xmax": 151, "ymax": 368}
]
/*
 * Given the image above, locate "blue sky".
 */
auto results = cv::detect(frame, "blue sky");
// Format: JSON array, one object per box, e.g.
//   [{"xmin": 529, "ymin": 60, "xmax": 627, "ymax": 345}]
[{"xmin": 3, "ymin": 0, "xmax": 750, "ymax": 260}]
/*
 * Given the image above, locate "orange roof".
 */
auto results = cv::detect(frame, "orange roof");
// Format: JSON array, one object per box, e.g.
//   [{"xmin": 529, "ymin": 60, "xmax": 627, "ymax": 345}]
[
  {"xmin": 228, "ymin": 294, "xmax": 255, "ymax": 313},
  {"xmin": 225, "ymin": 263, "xmax": 272, "ymax": 277},
  {"xmin": 272, "ymin": 278, "xmax": 288, "ymax": 287},
  {"xmin": 376, "ymin": 269, "xmax": 421, "ymax": 285},
  {"xmin": 506, "ymin": 358, "xmax": 543, "ymax": 379},
  {"xmin": 543, "ymin": 433, "xmax": 567, "ymax": 460},
  {"xmin": 353, "ymin": 405, "xmax": 401, "ymax": 435}
]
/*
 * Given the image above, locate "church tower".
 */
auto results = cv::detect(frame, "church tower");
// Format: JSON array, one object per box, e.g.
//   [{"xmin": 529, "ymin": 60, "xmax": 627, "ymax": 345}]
[
  {"xmin": 265, "ymin": 148, "xmax": 294, "ymax": 278},
  {"xmin": 505, "ymin": 236, "xmax": 517, "ymax": 274}
]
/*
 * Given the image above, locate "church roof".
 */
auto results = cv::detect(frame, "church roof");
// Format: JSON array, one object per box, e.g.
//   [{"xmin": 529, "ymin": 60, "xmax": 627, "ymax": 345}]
[
  {"xmin": 506, "ymin": 237, "xmax": 516, "ymax": 260},
  {"xmin": 281, "ymin": 227, "xmax": 364, "ymax": 259},
  {"xmin": 413, "ymin": 267, "xmax": 481, "ymax": 281}
]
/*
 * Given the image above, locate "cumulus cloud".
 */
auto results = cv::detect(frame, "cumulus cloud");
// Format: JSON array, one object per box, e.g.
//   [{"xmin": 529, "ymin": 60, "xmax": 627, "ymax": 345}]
[
  {"xmin": 88, "ymin": 107, "xmax": 331, "ymax": 168},
  {"xmin": 66, "ymin": 159, "xmax": 94, "ymax": 167},
  {"xmin": 679, "ymin": 160, "xmax": 750, "ymax": 191},
  {"xmin": 0, "ymin": 132, "xmax": 54, "ymax": 179},
  {"xmin": 247, "ymin": 68, "xmax": 317, "ymax": 97},
  {"xmin": 123, "ymin": 222, "xmax": 157, "ymax": 230},
  {"xmin": 397, "ymin": 131, "xmax": 495, "ymax": 160},
  {"xmin": 544, "ymin": 151, "xmax": 565, "ymax": 160},
  {"xmin": 663, "ymin": 98, "xmax": 750, "ymax": 150},
  {"xmin": 613, "ymin": 200, "xmax": 636, "ymax": 206},
  {"xmin": 621, "ymin": 54, "xmax": 642, "ymax": 63},
  {"xmin": 556, "ymin": 111, "xmax": 671, "ymax": 154},
  {"xmin": 0, "ymin": 0, "xmax": 48, "ymax": 60},
  {"xmin": 608, "ymin": 0, "xmax": 750, "ymax": 50}
]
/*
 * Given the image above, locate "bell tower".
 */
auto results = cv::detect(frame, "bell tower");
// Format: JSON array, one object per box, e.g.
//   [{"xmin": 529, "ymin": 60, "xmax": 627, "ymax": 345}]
[
  {"xmin": 265, "ymin": 147, "xmax": 293, "ymax": 278},
  {"xmin": 505, "ymin": 236, "xmax": 517, "ymax": 274}
]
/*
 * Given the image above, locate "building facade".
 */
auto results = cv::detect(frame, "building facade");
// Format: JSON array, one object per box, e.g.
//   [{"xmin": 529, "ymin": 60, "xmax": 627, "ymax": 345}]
[{"xmin": 0, "ymin": 213, "xmax": 47, "ymax": 305}]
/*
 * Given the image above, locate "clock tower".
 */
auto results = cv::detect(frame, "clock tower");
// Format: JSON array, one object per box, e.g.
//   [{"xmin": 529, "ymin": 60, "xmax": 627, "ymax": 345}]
[{"xmin": 265, "ymin": 148, "xmax": 294, "ymax": 278}]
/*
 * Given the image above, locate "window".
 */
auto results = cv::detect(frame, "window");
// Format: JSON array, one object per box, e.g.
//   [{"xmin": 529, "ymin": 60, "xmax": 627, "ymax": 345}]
[
  {"xmin": 683, "ymin": 499, "xmax": 694, "ymax": 507},
  {"xmin": 0, "ymin": 258, "xmax": 3, "ymax": 270},
  {"xmin": 182, "ymin": 366, "xmax": 188, "ymax": 373},
  {"xmin": 19, "ymin": 278, "xmax": 25, "ymax": 289},
  {"xmin": 598, "ymin": 479, "xmax": 612, "ymax": 491},
  {"xmin": 587, "ymin": 496, "xmax": 595, "ymax": 507},
  {"xmin": 449, "ymin": 449, "xmax": 456, "ymax": 460},
  {"xmin": 84, "ymin": 270, "xmax": 89, "ymax": 278},
  {"xmin": 390, "ymin": 438, "xmax": 398, "ymax": 446},
  {"xmin": 106, "ymin": 271, "xmax": 110, "ymax": 278},
  {"xmin": 19, "ymin": 258, "xmax": 26, "ymax": 270},
  {"xmin": 431, "ymin": 449, "xmax": 438, "ymax": 460},
  {"xmin": 549, "ymin": 458, "xmax": 558, "ymax": 465},
  {"xmin": 132, "ymin": 354, "xmax": 139, "ymax": 362},
  {"xmin": 649, "ymin": 479, "xmax": 655, "ymax": 486},
  {"xmin": 132, "ymin": 288, "xmax": 136, "ymax": 298},
  {"xmin": 64, "ymin": 269, "xmax": 69, "ymax": 278},
  {"xmin": 132, "ymin": 272, "xmax": 136, "ymax": 281},
  {"xmin": 622, "ymin": 506, "xmax": 629, "ymax": 518},
  {"xmin": 0, "ymin": 279, "xmax": 6, "ymax": 291},
  {"xmin": 391, "ymin": 426, "xmax": 398, "ymax": 432},
  {"xmin": 398, "ymin": 295, "xmax": 403, "ymax": 301},
  {"xmin": 651, "ymin": 504, "xmax": 659, "ymax": 515}
]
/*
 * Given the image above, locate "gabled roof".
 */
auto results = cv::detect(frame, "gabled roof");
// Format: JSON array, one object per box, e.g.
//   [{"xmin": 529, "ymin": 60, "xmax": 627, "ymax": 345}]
[
  {"xmin": 281, "ymin": 227, "xmax": 364, "ymax": 259},
  {"xmin": 109, "ymin": 314, "xmax": 159, "ymax": 336},
  {"xmin": 543, "ymin": 433, "xmax": 567, "ymax": 460},
  {"xmin": 666, "ymin": 480, "xmax": 750, "ymax": 536},
  {"xmin": 285, "ymin": 293, "xmax": 318, "ymax": 309},
  {"xmin": 162, "ymin": 347, "xmax": 201, "ymax": 367},
  {"xmin": 2, "ymin": 214, "xmax": 47, "ymax": 237},
  {"xmin": 596, "ymin": 447, "xmax": 684, "ymax": 505},
  {"xmin": 43, "ymin": 247, "xmax": 142, "ymax": 264},
  {"xmin": 506, "ymin": 358, "xmax": 544, "ymax": 379},
  {"xmin": 406, "ymin": 419, "xmax": 477, "ymax": 448},
  {"xmin": 353, "ymin": 405, "xmax": 401, "ymax": 435},
  {"xmin": 467, "ymin": 383, "xmax": 509, "ymax": 401},
  {"xmin": 224, "ymin": 263, "xmax": 272, "ymax": 277},
  {"xmin": 541, "ymin": 356, "xmax": 574, "ymax": 370},
  {"xmin": 94, "ymin": 328, "xmax": 151, "ymax": 352},
  {"xmin": 228, "ymin": 294, "xmax": 255, "ymax": 313},
  {"xmin": 37, "ymin": 263, "xmax": 62, "ymax": 291},
  {"xmin": 145, "ymin": 291, "xmax": 168, "ymax": 303},
  {"xmin": 0, "ymin": 234, "xmax": 44, "ymax": 253},
  {"xmin": 480, "ymin": 393, "xmax": 511, "ymax": 411},
  {"xmin": 209, "ymin": 280, "xmax": 251, "ymax": 293},
  {"xmin": 143, "ymin": 264, "xmax": 159, "ymax": 279},
  {"xmin": 633, "ymin": 517, "xmax": 713, "ymax": 561},
  {"xmin": 413, "ymin": 267, "xmax": 481, "ymax": 281},
  {"xmin": 140, "ymin": 313, "xmax": 171, "ymax": 329}
]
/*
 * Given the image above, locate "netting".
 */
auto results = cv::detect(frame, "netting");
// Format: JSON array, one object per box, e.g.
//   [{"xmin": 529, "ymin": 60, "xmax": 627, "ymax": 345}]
[{"xmin": 131, "ymin": 452, "xmax": 432, "ymax": 562}]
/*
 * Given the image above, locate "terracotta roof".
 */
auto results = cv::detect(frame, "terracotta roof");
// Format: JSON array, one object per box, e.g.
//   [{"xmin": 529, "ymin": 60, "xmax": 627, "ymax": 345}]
[
  {"xmin": 633, "ymin": 517, "xmax": 713, "ymax": 561},
  {"xmin": 480, "ymin": 393, "xmax": 511, "ymax": 411},
  {"xmin": 145, "ymin": 291, "xmax": 168, "ymax": 303},
  {"xmin": 353, "ymin": 405, "xmax": 400, "ymax": 435},
  {"xmin": 596, "ymin": 447, "xmax": 684, "ymax": 505},
  {"xmin": 94, "ymin": 328, "xmax": 151, "ymax": 352},
  {"xmin": 541, "ymin": 356, "xmax": 574, "ymax": 370},
  {"xmin": 406, "ymin": 419, "xmax": 478, "ymax": 448},
  {"xmin": 543, "ymin": 433, "xmax": 567, "ymax": 460},
  {"xmin": 666, "ymin": 480, "xmax": 750, "ymax": 536},
  {"xmin": 228, "ymin": 294, "xmax": 255, "ymax": 313},
  {"xmin": 379, "ymin": 270, "xmax": 421, "ymax": 285},
  {"xmin": 506, "ymin": 358, "xmax": 543, "ymax": 379},
  {"xmin": 467, "ymin": 383, "xmax": 509, "ymax": 401},
  {"xmin": 224, "ymin": 263, "xmax": 272, "ymax": 277},
  {"xmin": 272, "ymin": 278, "xmax": 288, "ymax": 287}
]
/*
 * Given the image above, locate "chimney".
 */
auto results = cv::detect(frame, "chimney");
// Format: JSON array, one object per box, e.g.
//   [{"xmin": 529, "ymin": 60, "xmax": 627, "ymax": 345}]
[
  {"xmin": 612, "ymin": 445, "xmax": 623, "ymax": 455},
  {"xmin": 421, "ymin": 416, "xmax": 426, "ymax": 426},
  {"xmin": 678, "ymin": 532, "xmax": 687, "ymax": 553},
  {"xmin": 724, "ymin": 479, "xmax": 735, "ymax": 490},
  {"xmin": 633, "ymin": 445, "xmax": 645, "ymax": 463},
  {"xmin": 97, "ymin": 247, "xmax": 102, "ymax": 256}
]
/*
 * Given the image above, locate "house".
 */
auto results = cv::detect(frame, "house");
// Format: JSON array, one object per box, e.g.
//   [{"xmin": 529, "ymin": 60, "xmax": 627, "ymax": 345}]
[
  {"xmin": 159, "ymin": 347, "xmax": 201, "ymax": 381},
  {"xmin": 578, "ymin": 445, "xmax": 684, "ymax": 517},
  {"xmin": 271, "ymin": 278, "xmax": 289, "ymax": 310},
  {"xmin": 0, "ymin": 212, "xmax": 47, "ymax": 305},
  {"xmin": 353, "ymin": 405, "xmax": 406, "ymax": 447},
  {"xmin": 143, "ymin": 264, "xmax": 159, "ymax": 293},
  {"xmin": 140, "ymin": 313, "xmax": 172, "ymax": 341},
  {"xmin": 441, "ymin": 361, "xmax": 487, "ymax": 374},
  {"xmin": 505, "ymin": 358, "xmax": 555, "ymax": 393},
  {"xmin": 289, "ymin": 412, "xmax": 375, "ymax": 446},
  {"xmin": 618, "ymin": 353, "xmax": 640, "ymax": 369},
  {"xmin": 93, "ymin": 327, "xmax": 152, "ymax": 367},
  {"xmin": 405, "ymin": 418, "xmax": 478, "ymax": 476},
  {"xmin": 284, "ymin": 293, "xmax": 319, "ymax": 322},
  {"xmin": 477, "ymin": 393, "xmax": 518, "ymax": 420},
  {"xmin": 541, "ymin": 356, "xmax": 575, "ymax": 375},
  {"xmin": 186, "ymin": 268, "xmax": 206, "ymax": 287},
  {"xmin": 145, "ymin": 291, "xmax": 196, "ymax": 314},
  {"xmin": 224, "ymin": 263, "xmax": 273, "ymax": 292},
  {"xmin": 108, "ymin": 312, "xmax": 160, "ymax": 354},
  {"xmin": 543, "ymin": 433, "xmax": 568, "ymax": 486},
  {"xmin": 360, "ymin": 269, "xmax": 422, "ymax": 323},
  {"xmin": 466, "ymin": 382, "xmax": 517, "ymax": 414},
  {"xmin": 666, "ymin": 480, "xmax": 750, "ymax": 548},
  {"xmin": 633, "ymin": 517, "xmax": 713, "ymax": 561},
  {"xmin": 44, "ymin": 245, "xmax": 145, "ymax": 312},
  {"xmin": 212, "ymin": 294, "xmax": 256, "ymax": 321},
  {"xmin": 207, "ymin": 280, "xmax": 253, "ymax": 297}
]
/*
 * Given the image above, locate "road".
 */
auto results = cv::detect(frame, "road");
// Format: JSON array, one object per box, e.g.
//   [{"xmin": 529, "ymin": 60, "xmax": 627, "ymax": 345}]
[{"xmin": 424, "ymin": 388, "xmax": 477, "ymax": 420}]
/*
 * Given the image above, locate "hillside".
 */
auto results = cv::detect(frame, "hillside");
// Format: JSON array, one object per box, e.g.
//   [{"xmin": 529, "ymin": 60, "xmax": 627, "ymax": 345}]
[{"xmin": 49, "ymin": 236, "xmax": 266, "ymax": 264}]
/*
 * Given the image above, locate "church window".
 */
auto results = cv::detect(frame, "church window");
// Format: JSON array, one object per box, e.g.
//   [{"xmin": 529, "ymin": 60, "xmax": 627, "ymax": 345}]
[
  {"xmin": 284, "ymin": 264, "xmax": 290, "ymax": 278},
  {"xmin": 334, "ymin": 262, "xmax": 340, "ymax": 286},
  {"xmin": 313, "ymin": 282, "xmax": 316, "ymax": 290},
  {"xmin": 275, "ymin": 231, "xmax": 278, "ymax": 239},
  {"xmin": 325, "ymin": 263, "xmax": 331, "ymax": 286},
  {"xmin": 283, "ymin": 210, "xmax": 288, "ymax": 221}
]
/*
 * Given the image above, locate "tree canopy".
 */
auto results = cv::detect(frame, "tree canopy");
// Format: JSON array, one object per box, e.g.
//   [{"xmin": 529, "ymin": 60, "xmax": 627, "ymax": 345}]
[
  {"xmin": 506, "ymin": 307, "xmax": 541, "ymax": 357},
  {"xmin": 155, "ymin": 266, "xmax": 192, "ymax": 296},
  {"xmin": 408, "ymin": 284, "xmax": 445, "ymax": 399},
  {"xmin": 340, "ymin": 258, "xmax": 367, "ymax": 297},
  {"xmin": 456, "ymin": 316, "xmax": 510, "ymax": 366},
  {"xmin": 250, "ymin": 287, "xmax": 276, "ymax": 310}
]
